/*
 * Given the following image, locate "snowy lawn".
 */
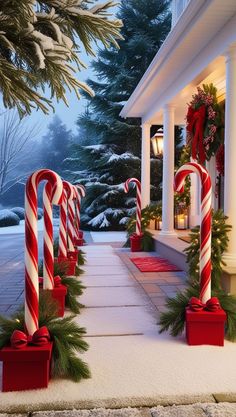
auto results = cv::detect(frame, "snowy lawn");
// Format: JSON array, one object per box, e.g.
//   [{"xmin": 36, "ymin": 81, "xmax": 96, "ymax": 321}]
[
  {"xmin": 91, "ymin": 231, "xmax": 126, "ymax": 242},
  {"xmin": 0, "ymin": 218, "xmax": 59, "ymax": 234}
]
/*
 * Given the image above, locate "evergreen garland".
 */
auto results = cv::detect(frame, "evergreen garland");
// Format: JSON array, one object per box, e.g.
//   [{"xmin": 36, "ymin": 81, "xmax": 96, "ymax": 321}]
[
  {"xmin": 0, "ymin": 292, "xmax": 91, "ymax": 381},
  {"xmin": 174, "ymin": 146, "xmax": 191, "ymax": 209},
  {"xmin": 38, "ymin": 261, "xmax": 85, "ymax": 314},
  {"xmin": 184, "ymin": 210, "xmax": 232, "ymax": 290},
  {"xmin": 159, "ymin": 210, "xmax": 236, "ymax": 340}
]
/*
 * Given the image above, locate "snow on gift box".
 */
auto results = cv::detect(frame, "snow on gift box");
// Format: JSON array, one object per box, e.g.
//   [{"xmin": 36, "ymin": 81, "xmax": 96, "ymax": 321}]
[{"xmin": 0, "ymin": 169, "xmax": 90, "ymax": 391}]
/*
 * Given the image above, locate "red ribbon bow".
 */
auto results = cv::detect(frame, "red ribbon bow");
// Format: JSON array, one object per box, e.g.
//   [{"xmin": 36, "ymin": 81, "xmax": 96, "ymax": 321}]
[
  {"xmin": 10, "ymin": 326, "xmax": 50, "ymax": 349},
  {"xmin": 187, "ymin": 104, "xmax": 206, "ymax": 164},
  {"xmin": 188, "ymin": 296, "xmax": 221, "ymax": 312},
  {"xmin": 39, "ymin": 275, "xmax": 62, "ymax": 287}
]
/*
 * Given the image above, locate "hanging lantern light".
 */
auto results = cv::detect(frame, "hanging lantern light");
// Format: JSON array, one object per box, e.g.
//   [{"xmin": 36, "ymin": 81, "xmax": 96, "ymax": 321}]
[{"xmin": 151, "ymin": 128, "xmax": 164, "ymax": 156}]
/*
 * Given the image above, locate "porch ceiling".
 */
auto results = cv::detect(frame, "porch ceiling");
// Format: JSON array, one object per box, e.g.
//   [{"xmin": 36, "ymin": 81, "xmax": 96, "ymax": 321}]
[{"xmin": 120, "ymin": 0, "xmax": 236, "ymax": 125}]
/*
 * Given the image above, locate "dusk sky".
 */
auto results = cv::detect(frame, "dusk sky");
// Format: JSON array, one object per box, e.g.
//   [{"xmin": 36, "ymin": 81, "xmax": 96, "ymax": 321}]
[{"xmin": 30, "ymin": 49, "xmax": 94, "ymax": 137}]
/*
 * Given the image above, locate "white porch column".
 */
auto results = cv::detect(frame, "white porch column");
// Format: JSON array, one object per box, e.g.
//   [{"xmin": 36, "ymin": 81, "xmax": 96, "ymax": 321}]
[
  {"xmin": 206, "ymin": 157, "xmax": 217, "ymax": 211},
  {"xmin": 223, "ymin": 43, "xmax": 236, "ymax": 266},
  {"xmin": 189, "ymin": 161, "xmax": 200, "ymax": 227},
  {"xmin": 160, "ymin": 104, "xmax": 176, "ymax": 236},
  {"xmin": 141, "ymin": 123, "xmax": 151, "ymax": 208}
]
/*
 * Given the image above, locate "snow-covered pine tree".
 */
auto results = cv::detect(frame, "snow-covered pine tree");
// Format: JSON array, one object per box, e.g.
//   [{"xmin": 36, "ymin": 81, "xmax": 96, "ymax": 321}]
[
  {"xmin": 64, "ymin": 0, "xmax": 172, "ymax": 230},
  {"xmin": 0, "ymin": 1, "xmax": 122, "ymax": 116}
]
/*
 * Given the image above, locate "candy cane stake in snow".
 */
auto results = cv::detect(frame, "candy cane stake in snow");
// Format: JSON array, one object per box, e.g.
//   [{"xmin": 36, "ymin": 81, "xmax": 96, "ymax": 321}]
[
  {"xmin": 25, "ymin": 169, "xmax": 63, "ymax": 336},
  {"xmin": 74, "ymin": 184, "xmax": 86, "ymax": 236},
  {"xmin": 174, "ymin": 162, "xmax": 212, "ymax": 303},
  {"xmin": 62, "ymin": 181, "xmax": 75, "ymax": 252},
  {"xmin": 58, "ymin": 189, "xmax": 68, "ymax": 259},
  {"xmin": 43, "ymin": 178, "xmax": 62, "ymax": 290},
  {"xmin": 124, "ymin": 178, "xmax": 142, "ymax": 236}
]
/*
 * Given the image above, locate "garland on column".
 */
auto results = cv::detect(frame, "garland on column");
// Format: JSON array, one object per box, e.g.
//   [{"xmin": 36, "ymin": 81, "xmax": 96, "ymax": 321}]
[
  {"xmin": 186, "ymin": 83, "xmax": 224, "ymax": 163},
  {"xmin": 159, "ymin": 210, "xmax": 236, "ymax": 341}
]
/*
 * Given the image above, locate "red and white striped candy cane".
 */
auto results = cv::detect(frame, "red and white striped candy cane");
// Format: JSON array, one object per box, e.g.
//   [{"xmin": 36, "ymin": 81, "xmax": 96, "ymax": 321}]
[
  {"xmin": 174, "ymin": 162, "xmax": 212, "ymax": 303},
  {"xmin": 74, "ymin": 184, "xmax": 86, "ymax": 236},
  {"xmin": 25, "ymin": 169, "xmax": 63, "ymax": 336},
  {"xmin": 58, "ymin": 188, "xmax": 68, "ymax": 259},
  {"xmin": 63, "ymin": 181, "xmax": 75, "ymax": 252},
  {"xmin": 43, "ymin": 176, "xmax": 62, "ymax": 290},
  {"xmin": 124, "ymin": 178, "xmax": 142, "ymax": 236}
]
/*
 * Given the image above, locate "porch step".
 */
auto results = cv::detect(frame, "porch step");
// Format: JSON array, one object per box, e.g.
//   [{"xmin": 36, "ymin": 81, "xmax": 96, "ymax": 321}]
[
  {"xmin": 150, "ymin": 229, "xmax": 236, "ymax": 297},
  {"xmin": 150, "ymin": 230, "xmax": 189, "ymax": 272}
]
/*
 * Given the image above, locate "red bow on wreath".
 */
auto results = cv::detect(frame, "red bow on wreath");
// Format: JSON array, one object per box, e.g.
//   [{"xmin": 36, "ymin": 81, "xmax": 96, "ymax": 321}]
[
  {"xmin": 188, "ymin": 296, "xmax": 221, "ymax": 312},
  {"xmin": 10, "ymin": 326, "xmax": 50, "ymax": 349},
  {"xmin": 187, "ymin": 104, "xmax": 206, "ymax": 164}
]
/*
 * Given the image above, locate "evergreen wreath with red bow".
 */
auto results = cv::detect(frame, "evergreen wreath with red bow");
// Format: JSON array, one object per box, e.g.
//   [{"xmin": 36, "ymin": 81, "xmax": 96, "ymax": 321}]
[{"xmin": 186, "ymin": 83, "xmax": 224, "ymax": 164}]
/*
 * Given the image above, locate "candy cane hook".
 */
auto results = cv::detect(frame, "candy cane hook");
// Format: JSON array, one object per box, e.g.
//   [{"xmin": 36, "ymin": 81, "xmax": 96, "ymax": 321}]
[
  {"xmin": 174, "ymin": 162, "xmax": 212, "ymax": 303},
  {"xmin": 74, "ymin": 184, "xmax": 86, "ymax": 234},
  {"xmin": 62, "ymin": 181, "xmax": 75, "ymax": 252},
  {"xmin": 124, "ymin": 178, "xmax": 142, "ymax": 236},
  {"xmin": 43, "ymin": 176, "xmax": 62, "ymax": 290},
  {"xmin": 25, "ymin": 169, "xmax": 63, "ymax": 335}
]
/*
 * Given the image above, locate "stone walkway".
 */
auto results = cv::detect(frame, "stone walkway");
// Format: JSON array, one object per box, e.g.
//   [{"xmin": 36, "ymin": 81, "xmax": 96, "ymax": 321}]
[{"xmin": 1, "ymin": 233, "xmax": 236, "ymax": 415}]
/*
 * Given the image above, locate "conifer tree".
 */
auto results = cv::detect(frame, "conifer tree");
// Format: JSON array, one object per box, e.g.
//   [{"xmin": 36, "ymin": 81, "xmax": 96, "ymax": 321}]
[
  {"xmin": 0, "ymin": 1, "xmax": 122, "ymax": 116},
  {"xmin": 65, "ymin": 0, "xmax": 172, "ymax": 230}
]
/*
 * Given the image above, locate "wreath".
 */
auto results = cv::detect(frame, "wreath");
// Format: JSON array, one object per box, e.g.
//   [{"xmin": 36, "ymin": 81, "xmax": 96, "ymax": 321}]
[{"xmin": 186, "ymin": 83, "xmax": 224, "ymax": 164}]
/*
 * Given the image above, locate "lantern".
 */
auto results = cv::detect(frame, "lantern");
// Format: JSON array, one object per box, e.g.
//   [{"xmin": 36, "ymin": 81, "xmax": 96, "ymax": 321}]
[{"xmin": 151, "ymin": 128, "xmax": 164, "ymax": 156}]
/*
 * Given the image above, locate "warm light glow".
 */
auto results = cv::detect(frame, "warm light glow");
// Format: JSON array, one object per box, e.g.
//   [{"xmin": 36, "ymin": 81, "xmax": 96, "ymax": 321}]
[
  {"xmin": 175, "ymin": 212, "xmax": 188, "ymax": 230},
  {"xmin": 151, "ymin": 128, "xmax": 164, "ymax": 156}
]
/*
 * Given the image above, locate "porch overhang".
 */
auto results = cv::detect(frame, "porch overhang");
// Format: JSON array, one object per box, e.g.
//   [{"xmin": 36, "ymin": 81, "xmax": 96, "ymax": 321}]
[{"xmin": 120, "ymin": 0, "xmax": 236, "ymax": 125}]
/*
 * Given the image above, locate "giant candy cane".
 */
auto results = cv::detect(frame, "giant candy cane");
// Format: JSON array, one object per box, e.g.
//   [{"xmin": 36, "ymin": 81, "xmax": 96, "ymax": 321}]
[
  {"xmin": 62, "ymin": 181, "xmax": 75, "ymax": 252},
  {"xmin": 58, "ymin": 189, "xmax": 68, "ymax": 259},
  {"xmin": 124, "ymin": 178, "xmax": 142, "ymax": 236},
  {"xmin": 74, "ymin": 184, "xmax": 86, "ymax": 235},
  {"xmin": 43, "ymin": 177, "xmax": 62, "ymax": 290},
  {"xmin": 174, "ymin": 162, "xmax": 212, "ymax": 303},
  {"xmin": 25, "ymin": 169, "xmax": 63, "ymax": 335}
]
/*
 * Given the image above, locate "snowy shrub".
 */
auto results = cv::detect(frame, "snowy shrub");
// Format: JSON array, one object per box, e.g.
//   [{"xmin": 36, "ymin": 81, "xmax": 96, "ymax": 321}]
[
  {"xmin": 11, "ymin": 207, "xmax": 25, "ymax": 220},
  {"xmin": 0, "ymin": 210, "xmax": 20, "ymax": 227},
  {"xmin": 38, "ymin": 208, "xmax": 43, "ymax": 219},
  {"xmin": 88, "ymin": 208, "xmax": 125, "ymax": 230}
]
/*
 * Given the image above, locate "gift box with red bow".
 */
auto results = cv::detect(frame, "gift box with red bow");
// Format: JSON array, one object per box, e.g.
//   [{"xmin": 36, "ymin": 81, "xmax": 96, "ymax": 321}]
[
  {"xmin": 75, "ymin": 231, "xmax": 84, "ymax": 246},
  {"xmin": 39, "ymin": 276, "xmax": 67, "ymax": 317},
  {"xmin": 74, "ymin": 237, "xmax": 84, "ymax": 246},
  {"xmin": 186, "ymin": 297, "xmax": 227, "ymax": 346},
  {"xmin": 0, "ymin": 326, "xmax": 52, "ymax": 392},
  {"xmin": 54, "ymin": 257, "xmax": 76, "ymax": 276},
  {"xmin": 67, "ymin": 249, "xmax": 79, "ymax": 261},
  {"xmin": 130, "ymin": 233, "xmax": 143, "ymax": 252}
]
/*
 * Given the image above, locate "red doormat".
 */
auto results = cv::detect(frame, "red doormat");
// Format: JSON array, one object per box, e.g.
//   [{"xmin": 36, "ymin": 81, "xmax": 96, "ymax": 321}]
[{"xmin": 130, "ymin": 257, "xmax": 182, "ymax": 272}]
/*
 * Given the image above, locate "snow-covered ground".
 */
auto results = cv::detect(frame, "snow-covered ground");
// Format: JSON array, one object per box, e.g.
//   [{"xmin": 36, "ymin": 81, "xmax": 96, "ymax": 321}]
[
  {"xmin": 0, "ymin": 219, "xmax": 60, "ymax": 235},
  {"xmin": 91, "ymin": 231, "xmax": 126, "ymax": 242}
]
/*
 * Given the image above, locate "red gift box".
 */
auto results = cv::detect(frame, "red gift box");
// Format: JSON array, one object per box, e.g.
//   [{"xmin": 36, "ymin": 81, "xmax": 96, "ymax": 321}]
[
  {"xmin": 67, "ymin": 249, "xmax": 79, "ymax": 262},
  {"xmin": 40, "ymin": 285, "xmax": 67, "ymax": 317},
  {"xmin": 186, "ymin": 307, "xmax": 226, "ymax": 346},
  {"xmin": 74, "ymin": 238, "xmax": 84, "ymax": 246},
  {"xmin": 55, "ymin": 257, "xmax": 76, "ymax": 276},
  {"xmin": 0, "ymin": 342, "xmax": 52, "ymax": 392},
  {"xmin": 77, "ymin": 230, "xmax": 84, "ymax": 239},
  {"xmin": 130, "ymin": 233, "xmax": 143, "ymax": 252}
]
